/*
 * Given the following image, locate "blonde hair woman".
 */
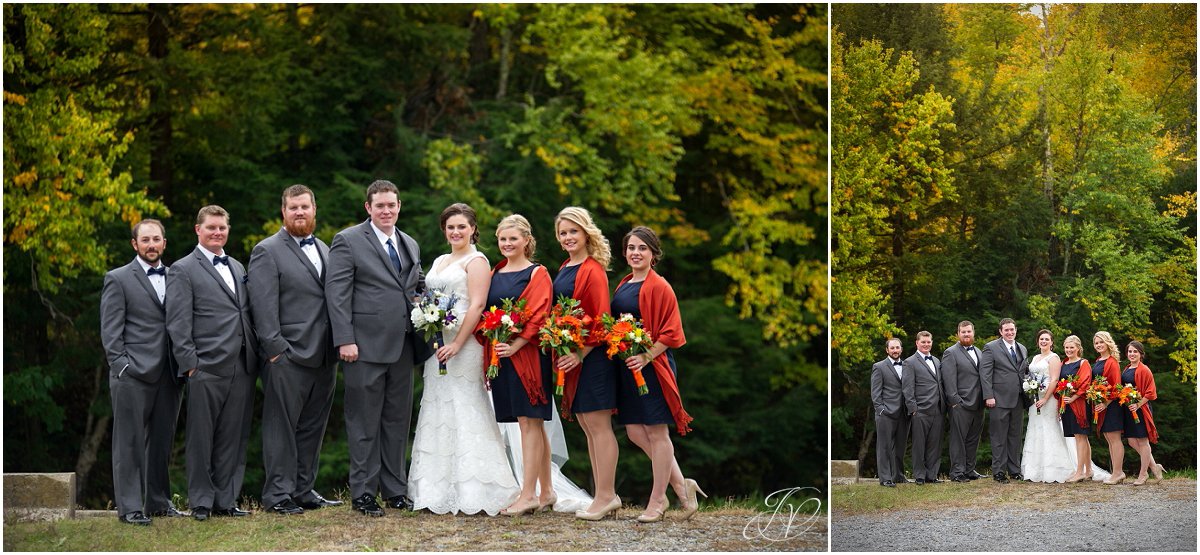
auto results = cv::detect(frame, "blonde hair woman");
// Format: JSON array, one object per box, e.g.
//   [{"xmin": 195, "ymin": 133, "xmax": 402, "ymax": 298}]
[{"xmin": 1091, "ymin": 331, "xmax": 1126, "ymax": 483}]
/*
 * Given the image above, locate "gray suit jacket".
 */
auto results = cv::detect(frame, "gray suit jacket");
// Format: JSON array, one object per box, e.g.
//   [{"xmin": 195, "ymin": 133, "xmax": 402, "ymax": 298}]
[
  {"xmin": 941, "ymin": 342, "xmax": 981, "ymax": 409},
  {"xmin": 248, "ymin": 229, "xmax": 334, "ymax": 369},
  {"xmin": 871, "ymin": 358, "xmax": 906, "ymax": 418},
  {"xmin": 979, "ymin": 338, "xmax": 1029, "ymax": 409},
  {"xmin": 100, "ymin": 259, "xmax": 174, "ymax": 383},
  {"xmin": 165, "ymin": 246, "xmax": 258, "ymax": 376},
  {"xmin": 326, "ymin": 220, "xmax": 423, "ymax": 364},
  {"xmin": 903, "ymin": 352, "xmax": 943, "ymax": 415}
]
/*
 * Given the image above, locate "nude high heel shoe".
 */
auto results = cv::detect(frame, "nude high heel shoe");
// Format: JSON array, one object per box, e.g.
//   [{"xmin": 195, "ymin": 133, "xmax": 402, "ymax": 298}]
[
  {"xmin": 1103, "ymin": 472, "xmax": 1126, "ymax": 485},
  {"xmin": 575, "ymin": 497, "xmax": 621, "ymax": 521},
  {"xmin": 636, "ymin": 507, "xmax": 665, "ymax": 523},
  {"xmin": 1153, "ymin": 464, "xmax": 1165, "ymax": 484},
  {"xmin": 500, "ymin": 498, "xmax": 540, "ymax": 516},
  {"xmin": 679, "ymin": 479, "xmax": 708, "ymax": 520},
  {"xmin": 537, "ymin": 493, "xmax": 557, "ymax": 513}
]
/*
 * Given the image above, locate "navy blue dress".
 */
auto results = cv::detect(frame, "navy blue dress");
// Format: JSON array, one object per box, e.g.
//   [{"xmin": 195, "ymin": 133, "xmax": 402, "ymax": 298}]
[
  {"xmin": 1121, "ymin": 366, "xmax": 1150, "ymax": 439},
  {"xmin": 1095, "ymin": 358, "xmax": 1124, "ymax": 434},
  {"xmin": 553, "ymin": 263, "xmax": 616, "ymax": 413},
  {"xmin": 488, "ymin": 265, "xmax": 552, "ymax": 422},
  {"xmin": 1060, "ymin": 360, "xmax": 1089, "ymax": 436},
  {"xmin": 611, "ymin": 281, "xmax": 675, "ymax": 426}
]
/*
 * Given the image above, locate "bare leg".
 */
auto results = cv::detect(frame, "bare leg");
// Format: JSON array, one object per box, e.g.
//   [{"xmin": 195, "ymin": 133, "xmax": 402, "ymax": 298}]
[
  {"xmin": 627, "ymin": 424, "xmax": 685, "ymax": 503},
  {"xmin": 506, "ymin": 417, "xmax": 545, "ymax": 510},
  {"xmin": 536, "ymin": 422, "xmax": 553, "ymax": 504},
  {"xmin": 579, "ymin": 411, "xmax": 618, "ymax": 512},
  {"xmin": 642, "ymin": 424, "xmax": 676, "ymax": 517},
  {"xmin": 1128, "ymin": 437, "xmax": 1153, "ymax": 482},
  {"xmin": 1104, "ymin": 431, "xmax": 1125, "ymax": 477}
]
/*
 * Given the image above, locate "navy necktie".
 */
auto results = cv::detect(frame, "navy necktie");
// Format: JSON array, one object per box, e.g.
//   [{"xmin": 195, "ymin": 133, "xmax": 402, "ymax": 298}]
[
  {"xmin": 299, "ymin": 236, "xmax": 316, "ymax": 247},
  {"xmin": 1009, "ymin": 345, "xmax": 1018, "ymax": 365},
  {"xmin": 386, "ymin": 238, "xmax": 402, "ymax": 274},
  {"xmin": 212, "ymin": 255, "xmax": 229, "ymax": 266},
  {"xmin": 147, "ymin": 266, "xmax": 166, "ymax": 276}
]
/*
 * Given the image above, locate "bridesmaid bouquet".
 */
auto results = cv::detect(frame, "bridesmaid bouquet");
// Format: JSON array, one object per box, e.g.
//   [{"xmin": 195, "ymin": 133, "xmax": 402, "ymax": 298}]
[
  {"xmin": 1053, "ymin": 377, "xmax": 1079, "ymax": 415},
  {"xmin": 1116, "ymin": 385, "xmax": 1143, "ymax": 423},
  {"xmin": 600, "ymin": 312, "xmax": 654, "ymax": 395},
  {"xmin": 410, "ymin": 289, "xmax": 461, "ymax": 375},
  {"xmin": 1085, "ymin": 376, "xmax": 1113, "ymax": 424},
  {"xmin": 538, "ymin": 294, "xmax": 591, "ymax": 396},
  {"xmin": 480, "ymin": 297, "xmax": 529, "ymax": 380}
]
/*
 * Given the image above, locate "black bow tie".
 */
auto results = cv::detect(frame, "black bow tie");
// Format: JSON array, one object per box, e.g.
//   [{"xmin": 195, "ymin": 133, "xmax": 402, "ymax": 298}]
[
  {"xmin": 965, "ymin": 346, "xmax": 974, "ymax": 352},
  {"xmin": 892, "ymin": 361, "xmax": 903, "ymax": 366},
  {"xmin": 924, "ymin": 356, "xmax": 934, "ymax": 362},
  {"xmin": 212, "ymin": 255, "xmax": 229, "ymax": 266},
  {"xmin": 147, "ymin": 266, "xmax": 166, "ymax": 276},
  {"xmin": 299, "ymin": 236, "xmax": 316, "ymax": 247}
]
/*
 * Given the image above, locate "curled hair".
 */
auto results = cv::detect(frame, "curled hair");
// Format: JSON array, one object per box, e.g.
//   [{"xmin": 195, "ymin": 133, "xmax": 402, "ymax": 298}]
[
  {"xmin": 496, "ymin": 213, "xmax": 536, "ymax": 260},
  {"xmin": 1093, "ymin": 331, "xmax": 1119, "ymax": 359},
  {"xmin": 282, "ymin": 184, "xmax": 315, "ymax": 208},
  {"xmin": 555, "ymin": 206, "xmax": 611, "ymax": 269},
  {"xmin": 131, "ymin": 219, "xmax": 165, "ymax": 240},
  {"xmin": 1127, "ymin": 340, "xmax": 1146, "ymax": 361},
  {"xmin": 1036, "ymin": 329, "xmax": 1052, "ymax": 341},
  {"xmin": 195, "ymin": 205, "xmax": 229, "ymax": 226},
  {"xmin": 621, "ymin": 226, "xmax": 662, "ymax": 267},
  {"xmin": 366, "ymin": 180, "xmax": 400, "ymax": 204},
  {"xmin": 1063, "ymin": 335, "xmax": 1082, "ymax": 356},
  {"xmin": 440, "ymin": 203, "xmax": 480, "ymax": 244}
]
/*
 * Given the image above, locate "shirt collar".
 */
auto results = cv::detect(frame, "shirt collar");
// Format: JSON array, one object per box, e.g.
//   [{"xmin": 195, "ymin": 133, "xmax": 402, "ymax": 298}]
[
  {"xmin": 196, "ymin": 245, "xmax": 225, "ymax": 263},
  {"xmin": 370, "ymin": 221, "xmax": 396, "ymax": 245},
  {"xmin": 135, "ymin": 257, "xmax": 164, "ymax": 273}
]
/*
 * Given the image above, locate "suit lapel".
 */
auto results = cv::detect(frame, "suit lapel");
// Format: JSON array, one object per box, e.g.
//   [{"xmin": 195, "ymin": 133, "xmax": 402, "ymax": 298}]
[
  {"xmin": 128, "ymin": 261, "xmax": 165, "ymax": 310},
  {"xmin": 362, "ymin": 222, "xmax": 403, "ymax": 286},
  {"xmin": 196, "ymin": 247, "xmax": 237, "ymax": 303},
  {"xmin": 280, "ymin": 229, "xmax": 322, "ymax": 285}
]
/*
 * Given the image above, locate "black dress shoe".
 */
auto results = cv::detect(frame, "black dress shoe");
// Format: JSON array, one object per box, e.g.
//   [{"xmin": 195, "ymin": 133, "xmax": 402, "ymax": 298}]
[
  {"xmin": 914, "ymin": 479, "xmax": 925, "ymax": 485},
  {"xmin": 881, "ymin": 480, "xmax": 896, "ymax": 488},
  {"xmin": 387, "ymin": 495, "xmax": 414, "ymax": 510},
  {"xmin": 950, "ymin": 475, "xmax": 969, "ymax": 482},
  {"xmin": 149, "ymin": 507, "xmax": 189, "ymax": 518},
  {"xmin": 968, "ymin": 470, "xmax": 985, "ymax": 480},
  {"xmin": 352, "ymin": 494, "xmax": 384, "ymax": 517},
  {"xmin": 119, "ymin": 511, "xmax": 151, "ymax": 525},
  {"xmin": 214, "ymin": 507, "xmax": 252, "ymax": 517},
  {"xmin": 926, "ymin": 478, "xmax": 943, "ymax": 484},
  {"xmin": 298, "ymin": 490, "xmax": 344, "ymax": 510},
  {"xmin": 1010, "ymin": 473, "xmax": 1024, "ymax": 481},
  {"xmin": 192, "ymin": 507, "xmax": 211, "ymax": 521},
  {"xmin": 269, "ymin": 499, "xmax": 304, "ymax": 515},
  {"xmin": 994, "ymin": 472, "xmax": 1009, "ymax": 483},
  {"xmin": 894, "ymin": 477, "xmax": 909, "ymax": 484}
]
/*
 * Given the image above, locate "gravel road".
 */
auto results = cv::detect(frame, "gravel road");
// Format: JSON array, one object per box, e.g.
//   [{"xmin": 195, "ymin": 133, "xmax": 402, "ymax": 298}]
[{"xmin": 832, "ymin": 479, "xmax": 1196, "ymax": 552}]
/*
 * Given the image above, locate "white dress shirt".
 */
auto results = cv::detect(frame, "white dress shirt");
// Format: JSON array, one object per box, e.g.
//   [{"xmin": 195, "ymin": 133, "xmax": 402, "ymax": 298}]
[
  {"xmin": 136, "ymin": 257, "xmax": 166, "ymax": 303},
  {"xmin": 197, "ymin": 245, "xmax": 236, "ymax": 294}
]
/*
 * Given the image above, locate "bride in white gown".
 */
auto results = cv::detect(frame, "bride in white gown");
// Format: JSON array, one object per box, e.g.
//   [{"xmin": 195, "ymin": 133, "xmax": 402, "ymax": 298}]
[
  {"xmin": 1021, "ymin": 329, "xmax": 1110, "ymax": 483},
  {"xmin": 409, "ymin": 204, "xmax": 590, "ymax": 514}
]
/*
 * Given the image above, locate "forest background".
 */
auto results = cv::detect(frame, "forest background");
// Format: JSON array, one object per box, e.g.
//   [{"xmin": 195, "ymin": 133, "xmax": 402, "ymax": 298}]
[
  {"xmin": 831, "ymin": 4, "xmax": 1197, "ymax": 476},
  {"xmin": 3, "ymin": 4, "xmax": 827, "ymax": 509}
]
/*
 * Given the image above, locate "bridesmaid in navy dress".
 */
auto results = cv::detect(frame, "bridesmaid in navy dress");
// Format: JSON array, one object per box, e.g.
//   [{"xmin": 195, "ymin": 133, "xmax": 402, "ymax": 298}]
[
  {"xmin": 613, "ymin": 226, "xmax": 705, "ymax": 523},
  {"xmin": 483, "ymin": 214, "xmax": 555, "ymax": 515},
  {"xmin": 1092, "ymin": 331, "xmax": 1126, "ymax": 484},
  {"xmin": 551, "ymin": 207, "xmax": 621, "ymax": 521},
  {"xmin": 1121, "ymin": 340, "xmax": 1163, "ymax": 486},
  {"xmin": 1057, "ymin": 335, "xmax": 1093, "ymax": 483}
]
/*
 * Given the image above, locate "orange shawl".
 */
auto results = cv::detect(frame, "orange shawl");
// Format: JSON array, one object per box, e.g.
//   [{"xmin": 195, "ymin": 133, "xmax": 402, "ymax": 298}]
[
  {"xmin": 1093, "ymin": 357, "xmax": 1122, "ymax": 431},
  {"xmin": 559, "ymin": 256, "xmax": 611, "ymax": 417},
  {"xmin": 617, "ymin": 268, "xmax": 693, "ymax": 435},
  {"xmin": 1065, "ymin": 360, "xmax": 1092, "ymax": 429},
  {"xmin": 476, "ymin": 260, "xmax": 552, "ymax": 406},
  {"xmin": 1132, "ymin": 362, "xmax": 1159, "ymax": 444}
]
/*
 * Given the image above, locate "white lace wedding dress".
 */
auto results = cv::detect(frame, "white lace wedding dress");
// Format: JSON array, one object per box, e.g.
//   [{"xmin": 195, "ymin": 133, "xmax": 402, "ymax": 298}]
[
  {"xmin": 1020, "ymin": 353, "xmax": 1111, "ymax": 483},
  {"xmin": 409, "ymin": 250, "xmax": 520, "ymax": 515}
]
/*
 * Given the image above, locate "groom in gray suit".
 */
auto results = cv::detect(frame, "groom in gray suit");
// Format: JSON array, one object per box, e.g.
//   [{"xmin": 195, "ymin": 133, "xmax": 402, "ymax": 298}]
[
  {"xmin": 902, "ymin": 331, "xmax": 944, "ymax": 484},
  {"xmin": 166, "ymin": 205, "xmax": 259, "ymax": 520},
  {"xmin": 980, "ymin": 317, "xmax": 1029, "ymax": 483},
  {"xmin": 326, "ymin": 180, "xmax": 423, "ymax": 517},
  {"xmin": 941, "ymin": 320, "xmax": 985, "ymax": 482},
  {"xmin": 870, "ymin": 337, "xmax": 908, "ymax": 487},
  {"xmin": 100, "ymin": 219, "xmax": 184, "ymax": 525},
  {"xmin": 248, "ymin": 185, "xmax": 342, "ymax": 515}
]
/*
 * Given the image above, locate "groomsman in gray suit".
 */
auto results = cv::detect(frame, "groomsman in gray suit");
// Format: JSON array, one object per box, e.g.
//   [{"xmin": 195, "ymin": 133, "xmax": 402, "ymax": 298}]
[
  {"xmin": 100, "ymin": 219, "xmax": 185, "ymax": 525},
  {"xmin": 980, "ymin": 317, "xmax": 1029, "ymax": 483},
  {"xmin": 326, "ymin": 180, "xmax": 423, "ymax": 517},
  {"xmin": 903, "ymin": 331, "xmax": 944, "ymax": 484},
  {"xmin": 941, "ymin": 320, "xmax": 985, "ymax": 482},
  {"xmin": 166, "ymin": 205, "xmax": 259, "ymax": 521},
  {"xmin": 248, "ymin": 185, "xmax": 343, "ymax": 515},
  {"xmin": 871, "ymin": 337, "xmax": 908, "ymax": 487}
]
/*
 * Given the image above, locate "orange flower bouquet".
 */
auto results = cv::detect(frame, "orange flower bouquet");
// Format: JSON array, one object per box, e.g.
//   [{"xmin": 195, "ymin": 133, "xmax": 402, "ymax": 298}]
[
  {"xmin": 1116, "ymin": 385, "xmax": 1143, "ymax": 424},
  {"xmin": 601, "ymin": 312, "xmax": 654, "ymax": 395},
  {"xmin": 538, "ymin": 294, "xmax": 590, "ymax": 396},
  {"xmin": 1085, "ymin": 376, "xmax": 1112, "ymax": 425},
  {"xmin": 1053, "ymin": 375, "xmax": 1083, "ymax": 415},
  {"xmin": 480, "ymin": 297, "xmax": 529, "ymax": 380}
]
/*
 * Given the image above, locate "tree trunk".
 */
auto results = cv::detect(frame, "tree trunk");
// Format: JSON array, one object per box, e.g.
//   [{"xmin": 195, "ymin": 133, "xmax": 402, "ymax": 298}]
[
  {"xmin": 496, "ymin": 25, "xmax": 512, "ymax": 101},
  {"xmin": 148, "ymin": 4, "xmax": 173, "ymax": 201},
  {"xmin": 74, "ymin": 366, "xmax": 111, "ymax": 500}
]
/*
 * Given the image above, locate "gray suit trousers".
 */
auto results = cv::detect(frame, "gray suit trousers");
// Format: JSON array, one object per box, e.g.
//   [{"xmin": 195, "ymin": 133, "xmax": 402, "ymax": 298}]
[
  {"xmin": 109, "ymin": 370, "xmax": 181, "ymax": 516},
  {"xmin": 875, "ymin": 414, "xmax": 907, "ymax": 483},
  {"xmin": 261, "ymin": 356, "xmax": 336, "ymax": 506},
  {"xmin": 910, "ymin": 410, "xmax": 944, "ymax": 481},
  {"xmin": 185, "ymin": 360, "xmax": 255, "ymax": 510},
  {"xmin": 988, "ymin": 406, "xmax": 1024, "ymax": 475},
  {"xmin": 948, "ymin": 405, "xmax": 984, "ymax": 478},
  {"xmin": 344, "ymin": 358, "xmax": 415, "ymax": 499}
]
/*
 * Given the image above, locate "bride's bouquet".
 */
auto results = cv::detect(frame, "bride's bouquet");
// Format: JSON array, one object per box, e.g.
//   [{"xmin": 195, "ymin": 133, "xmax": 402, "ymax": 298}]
[
  {"xmin": 1085, "ymin": 376, "xmax": 1113, "ymax": 424},
  {"xmin": 1022, "ymin": 373, "xmax": 1047, "ymax": 414},
  {"xmin": 411, "ymin": 289, "xmax": 461, "ymax": 375},
  {"xmin": 1116, "ymin": 385, "xmax": 1143, "ymax": 423},
  {"xmin": 538, "ymin": 295, "xmax": 591, "ymax": 396},
  {"xmin": 600, "ymin": 312, "xmax": 654, "ymax": 395},
  {"xmin": 1054, "ymin": 375, "xmax": 1084, "ymax": 415},
  {"xmin": 480, "ymin": 297, "xmax": 530, "ymax": 380}
]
